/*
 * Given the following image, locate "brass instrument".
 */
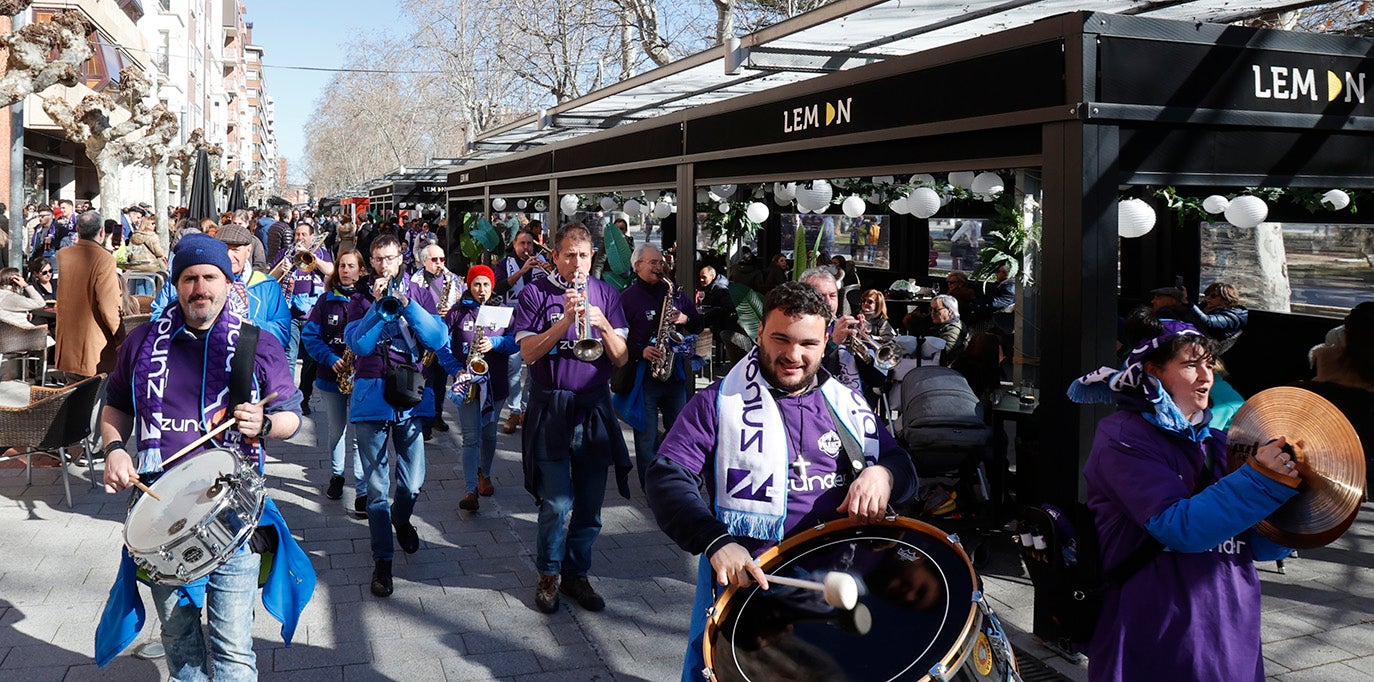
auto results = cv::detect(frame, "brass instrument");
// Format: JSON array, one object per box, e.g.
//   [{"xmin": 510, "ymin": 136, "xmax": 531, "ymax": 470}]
[
  {"xmin": 463, "ymin": 323, "xmax": 493, "ymax": 405},
  {"xmin": 846, "ymin": 319, "xmax": 901, "ymax": 372},
  {"xmin": 570, "ymin": 272, "xmax": 604, "ymax": 362},
  {"xmin": 436, "ymin": 270, "xmax": 456, "ymax": 315},
  {"xmin": 649, "ymin": 271, "xmax": 684, "ymax": 381},
  {"xmin": 530, "ymin": 243, "xmax": 555, "ymax": 273},
  {"xmin": 376, "ymin": 275, "xmax": 406, "ymax": 322},
  {"xmin": 275, "ymin": 232, "xmax": 328, "ymax": 296},
  {"xmin": 336, "ymin": 349, "xmax": 356, "ymax": 395}
]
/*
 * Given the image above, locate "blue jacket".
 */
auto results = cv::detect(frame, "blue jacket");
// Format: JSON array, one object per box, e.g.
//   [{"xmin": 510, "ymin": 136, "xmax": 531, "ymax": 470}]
[
  {"xmin": 150, "ymin": 268, "xmax": 292, "ymax": 348},
  {"xmin": 1188, "ymin": 304, "xmax": 1248, "ymax": 341},
  {"xmin": 344, "ymin": 295, "xmax": 450, "ymax": 422},
  {"xmin": 302, "ymin": 288, "xmax": 353, "ymax": 392},
  {"xmin": 94, "ymin": 497, "xmax": 315, "ymax": 667}
]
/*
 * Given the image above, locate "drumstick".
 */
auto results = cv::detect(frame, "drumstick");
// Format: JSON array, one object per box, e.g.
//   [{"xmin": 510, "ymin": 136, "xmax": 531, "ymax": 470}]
[
  {"xmin": 764, "ymin": 571, "xmax": 860, "ymax": 610},
  {"xmin": 131, "ymin": 477, "xmax": 162, "ymax": 501},
  {"xmin": 159, "ymin": 392, "xmax": 280, "ymax": 470}
]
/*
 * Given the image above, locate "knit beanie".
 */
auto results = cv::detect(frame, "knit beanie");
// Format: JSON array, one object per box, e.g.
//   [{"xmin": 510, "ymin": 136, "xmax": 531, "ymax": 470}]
[
  {"xmin": 171, "ymin": 233, "xmax": 234, "ymax": 283},
  {"xmin": 467, "ymin": 264, "xmax": 496, "ymax": 289}
]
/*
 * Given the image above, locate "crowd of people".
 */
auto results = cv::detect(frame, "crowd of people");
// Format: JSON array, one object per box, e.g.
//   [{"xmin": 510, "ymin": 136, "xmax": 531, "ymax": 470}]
[{"xmin": 3, "ymin": 194, "xmax": 1368, "ymax": 682}]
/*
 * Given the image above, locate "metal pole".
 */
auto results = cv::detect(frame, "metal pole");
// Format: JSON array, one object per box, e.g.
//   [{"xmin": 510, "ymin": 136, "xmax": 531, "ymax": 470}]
[{"xmin": 9, "ymin": 9, "xmax": 26, "ymax": 271}]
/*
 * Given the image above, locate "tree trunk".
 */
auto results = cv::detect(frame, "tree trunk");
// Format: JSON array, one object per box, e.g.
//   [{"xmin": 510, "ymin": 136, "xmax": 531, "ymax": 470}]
[
  {"xmin": 97, "ymin": 153, "xmax": 123, "ymax": 228},
  {"xmin": 152, "ymin": 158, "xmax": 169, "ymax": 248},
  {"xmin": 1253, "ymin": 222, "xmax": 1291, "ymax": 313},
  {"xmin": 714, "ymin": 0, "xmax": 734, "ymax": 45}
]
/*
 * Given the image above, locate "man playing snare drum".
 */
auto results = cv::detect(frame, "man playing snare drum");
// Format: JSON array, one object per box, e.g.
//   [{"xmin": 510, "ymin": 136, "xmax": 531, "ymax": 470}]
[
  {"xmin": 645, "ymin": 282, "xmax": 917, "ymax": 682},
  {"xmin": 96, "ymin": 234, "xmax": 311, "ymax": 679}
]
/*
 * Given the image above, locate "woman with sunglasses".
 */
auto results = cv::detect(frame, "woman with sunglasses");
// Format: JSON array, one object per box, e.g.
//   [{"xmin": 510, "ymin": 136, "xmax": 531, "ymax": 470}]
[{"xmin": 27, "ymin": 256, "xmax": 56, "ymax": 303}]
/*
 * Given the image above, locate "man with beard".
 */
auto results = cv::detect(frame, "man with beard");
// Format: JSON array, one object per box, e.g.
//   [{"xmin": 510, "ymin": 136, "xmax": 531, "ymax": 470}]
[
  {"xmin": 96, "ymin": 234, "xmax": 312, "ymax": 679},
  {"xmin": 645, "ymin": 281, "xmax": 917, "ymax": 681}
]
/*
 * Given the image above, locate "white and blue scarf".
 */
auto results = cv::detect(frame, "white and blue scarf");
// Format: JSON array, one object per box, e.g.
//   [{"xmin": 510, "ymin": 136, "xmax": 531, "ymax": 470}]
[{"xmin": 714, "ymin": 346, "xmax": 880, "ymax": 543}]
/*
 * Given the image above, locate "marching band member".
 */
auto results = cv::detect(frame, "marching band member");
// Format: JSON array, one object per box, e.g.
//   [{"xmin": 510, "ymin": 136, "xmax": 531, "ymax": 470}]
[
  {"xmin": 270, "ymin": 223, "xmax": 335, "ymax": 412},
  {"xmin": 344, "ymin": 234, "xmax": 451, "ymax": 598},
  {"xmin": 511, "ymin": 222, "xmax": 631, "ymax": 615},
  {"xmin": 95, "ymin": 234, "xmax": 312, "ymax": 678},
  {"xmin": 646, "ymin": 282, "xmax": 917, "ymax": 682},
  {"xmin": 438, "ymin": 265, "xmax": 519, "ymax": 512},
  {"xmin": 801, "ymin": 267, "xmax": 886, "ymax": 406},
  {"xmin": 409, "ymin": 243, "xmax": 463, "ymax": 437},
  {"xmin": 302, "ymin": 250, "xmax": 368, "ymax": 513},
  {"xmin": 497, "ymin": 229, "xmax": 548, "ymax": 434},
  {"xmin": 616, "ymin": 243, "xmax": 703, "ymax": 488}
]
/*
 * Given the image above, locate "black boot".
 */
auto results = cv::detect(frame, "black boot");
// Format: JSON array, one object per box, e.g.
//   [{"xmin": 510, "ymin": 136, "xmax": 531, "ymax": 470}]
[{"xmin": 371, "ymin": 560, "xmax": 393, "ymax": 597}]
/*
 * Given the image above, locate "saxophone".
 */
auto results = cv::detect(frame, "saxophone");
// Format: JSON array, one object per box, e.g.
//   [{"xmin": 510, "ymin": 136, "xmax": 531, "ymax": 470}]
[
  {"xmin": 649, "ymin": 274, "xmax": 684, "ymax": 381},
  {"xmin": 336, "ymin": 349, "xmax": 356, "ymax": 395},
  {"xmin": 436, "ymin": 270, "xmax": 455, "ymax": 315},
  {"xmin": 462, "ymin": 326, "xmax": 490, "ymax": 405}
]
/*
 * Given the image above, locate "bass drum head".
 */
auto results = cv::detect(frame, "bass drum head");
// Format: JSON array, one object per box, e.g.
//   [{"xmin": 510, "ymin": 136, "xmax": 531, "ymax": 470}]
[
  {"xmin": 124, "ymin": 448, "xmax": 241, "ymax": 552},
  {"xmin": 706, "ymin": 516, "xmax": 981, "ymax": 682}
]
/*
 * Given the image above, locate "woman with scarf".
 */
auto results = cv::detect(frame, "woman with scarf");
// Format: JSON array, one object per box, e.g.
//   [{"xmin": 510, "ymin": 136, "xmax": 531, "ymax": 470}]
[
  {"xmin": 438, "ymin": 265, "xmax": 519, "ymax": 512},
  {"xmin": 302, "ymin": 250, "xmax": 368, "ymax": 512},
  {"xmin": 1071, "ymin": 307, "xmax": 1301, "ymax": 682}
]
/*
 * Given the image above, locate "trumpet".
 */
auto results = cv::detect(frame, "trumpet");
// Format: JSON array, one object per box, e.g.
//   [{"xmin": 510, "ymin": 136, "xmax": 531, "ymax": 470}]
[
  {"xmin": 846, "ymin": 320, "xmax": 901, "ymax": 372},
  {"xmin": 570, "ymin": 273, "xmax": 604, "ymax": 362},
  {"xmin": 376, "ymin": 275, "xmax": 406, "ymax": 322},
  {"xmin": 529, "ymin": 243, "xmax": 555, "ymax": 274}
]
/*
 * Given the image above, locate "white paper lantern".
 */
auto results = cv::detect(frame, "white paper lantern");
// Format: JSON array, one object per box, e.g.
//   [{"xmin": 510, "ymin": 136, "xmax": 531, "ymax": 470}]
[
  {"xmin": 909, "ymin": 173, "xmax": 936, "ymax": 187},
  {"xmin": 517, "ymin": 199, "xmax": 528, "ymax": 210},
  {"xmin": 795, "ymin": 180, "xmax": 833, "ymax": 213},
  {"xmin": 716, "ymin": 202, "xmax": 729, "ymax": 214},
  {"xmin": 841, "ymin": 196, "xmax": 867, "ymax": 218},
  {"xmin": 746, "ymin": 202, "xmax": 770, "ymax": 224},
  {"xmin": 908, "ymin": 187, "xmax": 942, "ymax": 219},
  {"xmin": 534, "ymin": 199, "xmax": 546, "ymax": 211},
  {"xmin": 491, "ymin": 197, "xmax": 507, "ymax": 211},
  {"xmin": 559, "ymin": 194, "xmax": 579, "ymax": 215},
  {"xmin": 1201, "ymin": 195, "xmax": 1229, "ymax": 215},
  {"xmin": 653, "ymin": 201, "xmax": 673, "ymax": 219},
  {"xmin": 1321, "ymin": 189, "xmax": 1351, "ymax": 210},
  {"xmin": 623, "ymin": 199, "xmax": 642, "ymax": 215},
  {"xmin": 871, "ymin": 175, "xmax": 895, "ymax": 186},
  {"xmin": 1118, "ymin": 198, "xmax": 1156, "ymax": 238},
  {"xmin": 1224, "ymin": 195, "xmax": 1268, "ymax": 228},
  {"xmin": 889, "ymin": 196, "xmax": 909, "ymax": 215},
  {"xmin": 773, "ymin": 182, "xmax": 796, "ymax": 203},
  {"xmin": 948, "ymin": 171, "xmax": 976, "ymax": 190},
  {"xmin": 970, "ymin": 172, "xmax": 1004, "ymax": 200},
  {"xmin": 599, "ymin": 196, "xmax": 619, "ymax": 212}
]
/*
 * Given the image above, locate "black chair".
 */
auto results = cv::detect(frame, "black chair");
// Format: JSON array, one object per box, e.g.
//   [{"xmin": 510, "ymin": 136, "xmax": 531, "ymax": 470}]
[{"xmin": 0, "ymin": 374, "xmax": 106, "ymax": 507}]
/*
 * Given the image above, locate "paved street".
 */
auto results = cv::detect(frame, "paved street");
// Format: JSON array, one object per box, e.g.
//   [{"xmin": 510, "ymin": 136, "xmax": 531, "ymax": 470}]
[{"xmin": 1, "ymin": 405, "xmax": 1372, "ymax": 681}]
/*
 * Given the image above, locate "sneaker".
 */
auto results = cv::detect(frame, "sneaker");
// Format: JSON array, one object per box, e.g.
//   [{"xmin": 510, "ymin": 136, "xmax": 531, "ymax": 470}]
[
  {"xmin": 370, "ymin": 560, "xmax": 393, "ymax": 597},
  {"xmin": 477, "ymin": 470, "xmax": 494, "ymax": 497},
  {"xmin": 559, "ymin": 574, "xmax": 606, "ymax": 612},
  {"xmin": 432, "ymin": 418, "xmax": 449, "ymax": 433},
  {"xmin": 535, "ymin": 574, "xmax": 560, "ymax": 613},
  {"xmin": 502, "ymin": 413, "xmax": 523, "ymax": 434},
  {"xmin": 132, "ymin": 641, "xmax": 165, "ymax": 660},
  {"xmin": 354, "ymin": 495, "xmax": 368, "ymax": 516},
  {"xmin": 459, "ymin": 492, "xmax": 479, "ymax": 512},
  {"xmin": 326, "ymin": 475, "xmax": 345, "ymax": 500},
  {"xmin": 394, "ymin": 521, "xmax": 420, "ymax": 554}
]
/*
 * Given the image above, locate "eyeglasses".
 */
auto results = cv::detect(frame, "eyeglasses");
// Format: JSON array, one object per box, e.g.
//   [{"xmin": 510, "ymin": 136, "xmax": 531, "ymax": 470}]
[
  {"xmin": 640, "ymin": 259, "xmax": 665, "ymax": 267},
  {"xmin": 371, "ymin": 254, "xmax": 401, "ymax": 264},
  {"xmin": 428, "ymin": 257, "xmax": 445, "ymax": 263}
]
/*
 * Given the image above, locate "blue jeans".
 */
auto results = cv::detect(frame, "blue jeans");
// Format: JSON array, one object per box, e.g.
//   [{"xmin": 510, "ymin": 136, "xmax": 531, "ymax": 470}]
[
  {"xmin": 356, "ymin": 419, "xmax": 426, "ymax": 561},
  {"xmin": 506, "ymin": 359, "xmax": 527, "ymax": 415},
  {"xmin": 533, "ymin": 425, "xmax": 607, "ymax": 577},
  {"xmin": 455, "ymin": 395, "xmax": 503, "ymax": 493},
  {"xmin": 320, "ymin": 388, "xmax": 365, "ymax": 497},
  {"xmin": 285, "ymin": 317, "xmax": 306, "ymax": 383},
  {"xmin": 149, "ymin": 548, "xmax": 261, "ymax": 682},
  {"xmin": 633, "ymin": 378, "xmax": 687, "ymax": 489}
]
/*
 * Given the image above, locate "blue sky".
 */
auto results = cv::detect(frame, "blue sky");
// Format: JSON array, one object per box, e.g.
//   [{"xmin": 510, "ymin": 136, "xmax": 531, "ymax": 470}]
[{"xmin": 246, "ymin": 1, "xmax": 413, "ymax": 184}]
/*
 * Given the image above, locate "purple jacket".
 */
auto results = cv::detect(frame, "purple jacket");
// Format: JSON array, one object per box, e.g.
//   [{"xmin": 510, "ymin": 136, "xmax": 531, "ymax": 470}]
[{"xmin": 618, "ymin": 277, "xmax": 704, "ymax": 384}]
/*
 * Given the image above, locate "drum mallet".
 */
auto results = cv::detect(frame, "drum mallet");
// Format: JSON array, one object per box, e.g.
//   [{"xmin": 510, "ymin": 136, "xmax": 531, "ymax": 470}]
[
  {"xmin": 158, "ymin": 392, "xmax": 280, "ymax": 470},
  {"xmin": 764, "ymin": 571, "xmax": 860, "ymax": 610}
]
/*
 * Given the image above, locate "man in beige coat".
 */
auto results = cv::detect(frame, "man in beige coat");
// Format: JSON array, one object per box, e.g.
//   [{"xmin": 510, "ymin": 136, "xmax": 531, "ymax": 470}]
[{"xmin": 55, "ymin": 211, "xmax": 122, "ymax": 380}]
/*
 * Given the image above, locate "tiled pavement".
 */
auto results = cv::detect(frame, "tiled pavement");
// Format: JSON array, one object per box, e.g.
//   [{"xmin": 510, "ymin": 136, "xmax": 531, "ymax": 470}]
[{"xmin": 1, "ymin": 401, "xmax": 1372, "ymax": 680}]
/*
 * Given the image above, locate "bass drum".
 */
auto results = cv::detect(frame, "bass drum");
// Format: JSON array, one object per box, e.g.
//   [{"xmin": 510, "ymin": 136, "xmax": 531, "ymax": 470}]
[{"xmin": 704, "ymin": 516, "xmax": 1019, "ymax": 681}]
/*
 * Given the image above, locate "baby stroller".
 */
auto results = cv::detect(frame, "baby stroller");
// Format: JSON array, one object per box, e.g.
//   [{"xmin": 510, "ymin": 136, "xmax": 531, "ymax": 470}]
[{"xmin": 894, "ymin": 366, "xmax": 995, "ymax": 564}]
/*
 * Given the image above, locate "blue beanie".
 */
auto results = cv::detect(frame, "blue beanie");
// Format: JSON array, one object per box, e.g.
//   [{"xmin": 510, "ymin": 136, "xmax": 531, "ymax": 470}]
[{"xmin": 171, "ymin": 233, "xmax": 234, "ymax": 283}]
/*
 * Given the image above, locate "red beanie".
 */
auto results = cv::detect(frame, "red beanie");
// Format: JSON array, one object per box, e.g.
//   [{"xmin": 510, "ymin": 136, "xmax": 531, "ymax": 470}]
[{"xmin": 467, "ymin": 264, "xmax": 496, "ymax": 289}]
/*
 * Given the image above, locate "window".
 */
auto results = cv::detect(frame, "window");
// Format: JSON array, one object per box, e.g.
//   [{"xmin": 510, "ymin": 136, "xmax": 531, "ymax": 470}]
[
  {"xmin": 929, "ymin": 218, "xmax": 985, "ymax": 275},
  {"xmin": 1201, "ymin": 221, "xmax": 1374, "ymax": 317},
  {"xmin": 159, "ymin": 0, "xmax": 171, "ymax": 11},
  {"xmin": 157, "ymin": 30, "xmax": 170, "ymax": 75},
  {"xmin": 782, "ymin": 213, "xmax": 892, "ymax": 269}
]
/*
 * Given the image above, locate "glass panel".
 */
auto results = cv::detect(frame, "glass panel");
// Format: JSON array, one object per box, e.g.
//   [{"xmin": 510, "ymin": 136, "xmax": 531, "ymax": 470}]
[
  {"xmin": 929, "ymin": 217, "xmax": 984, "ymax": 276},
  {"xmin": 1201, "ymin": 221, "xmax": 1374, "ymax": 317}
]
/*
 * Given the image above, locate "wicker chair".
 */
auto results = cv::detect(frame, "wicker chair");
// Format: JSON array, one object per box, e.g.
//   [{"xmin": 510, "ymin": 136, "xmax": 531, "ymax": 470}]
[
  {"xmin": 0, "ymin": 316, "xmax": 50, "ymax": 383},
  {"xmin": 0, "ymin": 374, "xmax": 106, "ymax": 508}
]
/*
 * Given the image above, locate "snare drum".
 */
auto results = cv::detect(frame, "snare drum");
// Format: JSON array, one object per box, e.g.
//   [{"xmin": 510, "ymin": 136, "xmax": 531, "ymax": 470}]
[
  {"xmin": 124, "ymin": 448, "xmax": 266, "ymax": 586},
  {"xmin": 704, "ymin": 516, "xmax": 1019, "ymax": 681}
]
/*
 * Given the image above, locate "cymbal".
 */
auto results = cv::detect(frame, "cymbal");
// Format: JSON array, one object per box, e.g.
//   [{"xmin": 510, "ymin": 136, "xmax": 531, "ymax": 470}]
[{"xmin": 1226, "ymin": 387, "xmax": 1366, "ymax": 549}]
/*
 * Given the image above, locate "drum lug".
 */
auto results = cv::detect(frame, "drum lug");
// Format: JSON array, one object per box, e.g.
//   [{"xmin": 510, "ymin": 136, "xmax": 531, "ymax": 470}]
[
  {"xmin": 175, "ymin": 564, "xmax": 189, "ymax": 582},
  {"xmin": 929, "ymin": 662, "xmax": 950, "ymax": 681},
  {"xmin": 972, "ymin": 590, "xmax": 984, "ymax": 604},
  {"xmin": 700, "ymin": 667, "xmax": 713, "ymax": 680},
  {"xmin": 947, "ymin": 533, "xmax": 962, "ymax": 547},
  {"xmin": 159, "ymin": 549, "xmax": 173, "ymax": 562},
  {"xmin": 705, "ymin": 606, "xmax": 715, "ymax": 618}
]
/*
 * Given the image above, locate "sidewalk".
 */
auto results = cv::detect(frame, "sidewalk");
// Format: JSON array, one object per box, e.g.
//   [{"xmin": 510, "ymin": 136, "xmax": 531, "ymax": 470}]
[{"xmin": 0, "ymin": 406, "xmax": 1370, "ymax": 680}]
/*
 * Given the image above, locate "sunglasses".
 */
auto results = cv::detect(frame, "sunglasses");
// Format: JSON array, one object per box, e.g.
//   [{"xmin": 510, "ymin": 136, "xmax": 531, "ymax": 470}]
[
  {"xmin": 429, "ymin": 257, "xmax": 445, "ymax": 263},
  {"xmin": 38, "ymin": 269, "xmax": 52, "ymax": 275}
]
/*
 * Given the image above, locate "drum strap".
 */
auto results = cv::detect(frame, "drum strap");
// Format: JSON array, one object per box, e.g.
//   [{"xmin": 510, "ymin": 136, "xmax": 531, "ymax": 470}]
[
  {"xmin": 228, "ymin": 323, "xmax": 261, "ymax": 410},
  {"xmin": 823, "ymin": 399, "xmax": 868, "ymax": 476}
]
